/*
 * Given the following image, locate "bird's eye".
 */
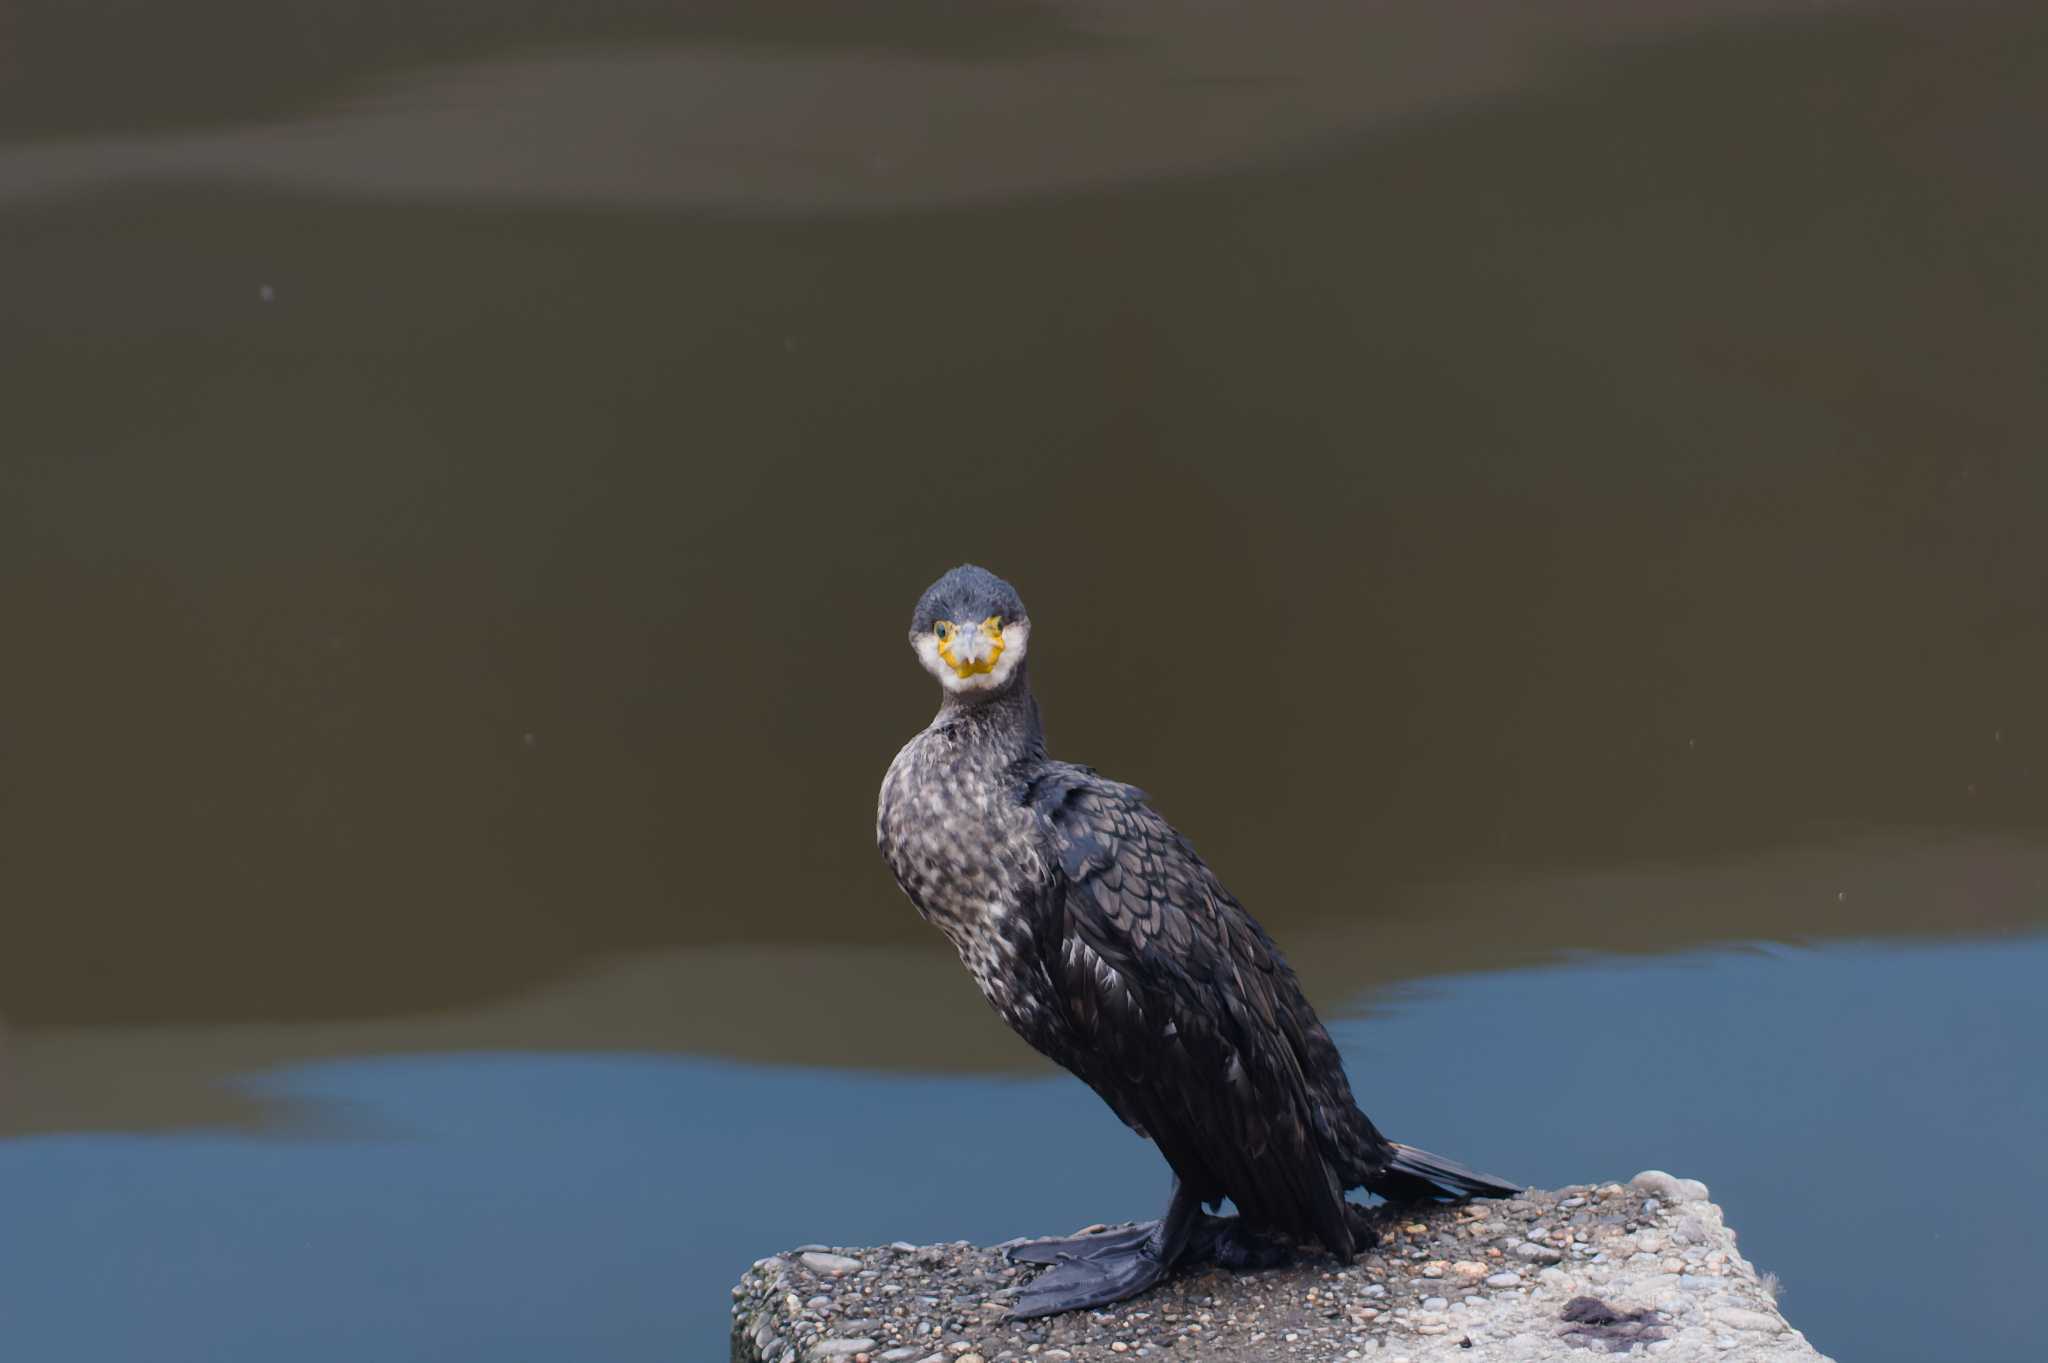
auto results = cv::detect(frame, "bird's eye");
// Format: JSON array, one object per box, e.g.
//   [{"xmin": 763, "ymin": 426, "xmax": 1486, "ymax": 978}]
[
  {"xmin": 933, "ymin": 622, "xmax": 952, "ymax": 641},
  {"xmin": 985, "ymin": 616, "xmax": 1003, "ymax": 632}
]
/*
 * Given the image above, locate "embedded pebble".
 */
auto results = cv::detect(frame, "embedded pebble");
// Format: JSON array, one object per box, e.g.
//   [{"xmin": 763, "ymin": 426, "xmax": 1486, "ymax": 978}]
[
  {"xmin": 1632, "ymin": 1171, "xmax": 1711, "ymax": 1204},
  {"xmin": 803, "ymin": 1253, "xmax": 864, "ymax": 1276}
]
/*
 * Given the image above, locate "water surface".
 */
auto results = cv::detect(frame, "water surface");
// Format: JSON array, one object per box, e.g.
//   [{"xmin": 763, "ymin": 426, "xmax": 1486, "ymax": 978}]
[{"xmin": 6, "ymin": 939, "xmax": 2044, "ymax": 1361}]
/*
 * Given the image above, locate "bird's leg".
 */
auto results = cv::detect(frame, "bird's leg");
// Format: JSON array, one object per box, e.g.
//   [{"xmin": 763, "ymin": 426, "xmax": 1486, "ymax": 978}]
[{"xmin": 1006, "ymin": 1179, "xmax": 1200, "ymax": 1319}]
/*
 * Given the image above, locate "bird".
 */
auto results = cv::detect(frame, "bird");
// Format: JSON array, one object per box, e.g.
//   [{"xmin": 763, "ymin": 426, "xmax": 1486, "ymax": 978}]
[{"xmin": 875, "ymin": 564, "xmax": 1519, "ymax": 1318}]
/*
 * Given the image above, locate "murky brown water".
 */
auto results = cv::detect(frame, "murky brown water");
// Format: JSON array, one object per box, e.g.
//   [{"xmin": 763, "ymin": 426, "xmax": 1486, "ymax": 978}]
[{"xmin": 3, "ymin": 3, "xmax": 2046, "ymax": 1360}]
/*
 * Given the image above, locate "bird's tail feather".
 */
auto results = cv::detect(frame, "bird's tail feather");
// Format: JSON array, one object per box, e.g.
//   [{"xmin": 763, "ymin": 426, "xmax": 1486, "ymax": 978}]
[{"xmin": 1365, "ymin": 1142, "xmax": 1522, "ymax": 1203}]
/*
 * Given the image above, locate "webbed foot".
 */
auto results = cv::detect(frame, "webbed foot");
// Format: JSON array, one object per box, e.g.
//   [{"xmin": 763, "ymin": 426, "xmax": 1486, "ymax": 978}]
[
  {"xmin": 1003, "ymin": 1182, "xmax": 1319, "ymax": 1318},
  {"xmin": 1187, "ymin": 1217, "xmax": 1295, "ymax": 1270},
  {"xmin": 1005, "ymin": 1181, "xmax": 1205, "ymax": 1319},
  {"xmin": 1008, "ymin": 1235, "xmax": 1175, "ymax": 1318}
]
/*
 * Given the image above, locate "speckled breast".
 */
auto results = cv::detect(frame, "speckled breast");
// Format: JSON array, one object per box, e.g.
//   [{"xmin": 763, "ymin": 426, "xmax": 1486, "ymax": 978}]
[{"xmin": 877, "ymin": 722, "xmax": 1050, "ymax": 1016}]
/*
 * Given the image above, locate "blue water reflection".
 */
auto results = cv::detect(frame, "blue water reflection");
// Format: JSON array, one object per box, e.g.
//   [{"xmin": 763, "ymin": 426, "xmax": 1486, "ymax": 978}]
[{"xmin": 5, "ymin": 937, "xmax": 2042, "ymax": 1363}]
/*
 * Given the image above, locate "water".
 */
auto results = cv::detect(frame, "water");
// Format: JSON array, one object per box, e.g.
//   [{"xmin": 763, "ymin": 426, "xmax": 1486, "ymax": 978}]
[
  {"xmin": 6, "ymin": 939, "xmax": 2045, "ymax": 1361},
  {"xmin": 4, "ymin": 2, "xmax": 2046, "ymax": 1361}
]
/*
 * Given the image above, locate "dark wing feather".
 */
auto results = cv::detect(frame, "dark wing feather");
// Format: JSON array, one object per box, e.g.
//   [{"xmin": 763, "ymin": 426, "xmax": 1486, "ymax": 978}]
[{"xmin": 1020, "ymin": 764, "xmax": 1363, "ymax": 1254}]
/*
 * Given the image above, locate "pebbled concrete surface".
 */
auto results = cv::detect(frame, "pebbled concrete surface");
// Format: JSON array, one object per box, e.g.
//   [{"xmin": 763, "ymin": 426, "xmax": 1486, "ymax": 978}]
[{"xmin": 730, "ymin": 1172, "xmax": 1832, "ymax": 1363}]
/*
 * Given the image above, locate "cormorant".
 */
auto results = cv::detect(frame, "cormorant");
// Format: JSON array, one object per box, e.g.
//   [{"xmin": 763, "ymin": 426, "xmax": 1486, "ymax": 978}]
[{"xmin": 876, "ymin": 565, "xmax": 1518, "ymax": 1318}]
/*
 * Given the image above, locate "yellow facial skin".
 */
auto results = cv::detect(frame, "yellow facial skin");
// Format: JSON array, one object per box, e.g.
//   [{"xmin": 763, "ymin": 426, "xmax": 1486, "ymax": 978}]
[{"xmin": 933, "ymin": 616, "xmax": 1006, "ymax": 679}]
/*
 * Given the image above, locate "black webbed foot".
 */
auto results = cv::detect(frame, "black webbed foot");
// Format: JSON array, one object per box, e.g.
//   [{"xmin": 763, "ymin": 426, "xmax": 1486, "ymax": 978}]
[
  {"xmin": 1006, "ymin": 1181, "xmax": 1206, "ymax": 1319},
  {"xmin": 1185, "ymin": 1214, "xmax": 1294, "ymax": 1270},
  {"xmin": 1004, "ymin": 1181, "xmax": 1325, "ymax": 1318},
  {"xmin": 1007, "ymin": 1235, "xmax": 1175, "ymax": 1318}
]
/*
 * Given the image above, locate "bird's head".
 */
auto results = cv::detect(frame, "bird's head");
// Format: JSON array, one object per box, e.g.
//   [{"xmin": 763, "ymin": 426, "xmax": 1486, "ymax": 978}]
[{"xmin": 909, "ymin": 564, "xmax": 1030, "ymax": 699}]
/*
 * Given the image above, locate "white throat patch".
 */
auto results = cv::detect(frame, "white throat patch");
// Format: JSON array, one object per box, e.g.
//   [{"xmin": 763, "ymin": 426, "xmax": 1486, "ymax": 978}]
[{"xmin": 915, "ymin": 620, "xmax": 1030, "ymax": 694}]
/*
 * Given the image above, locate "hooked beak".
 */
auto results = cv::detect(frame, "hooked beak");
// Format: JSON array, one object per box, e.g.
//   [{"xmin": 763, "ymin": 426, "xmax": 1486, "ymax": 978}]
[{"xmin": 936, "ymin": 618, "xmax": 1006, "ymax": 679}]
